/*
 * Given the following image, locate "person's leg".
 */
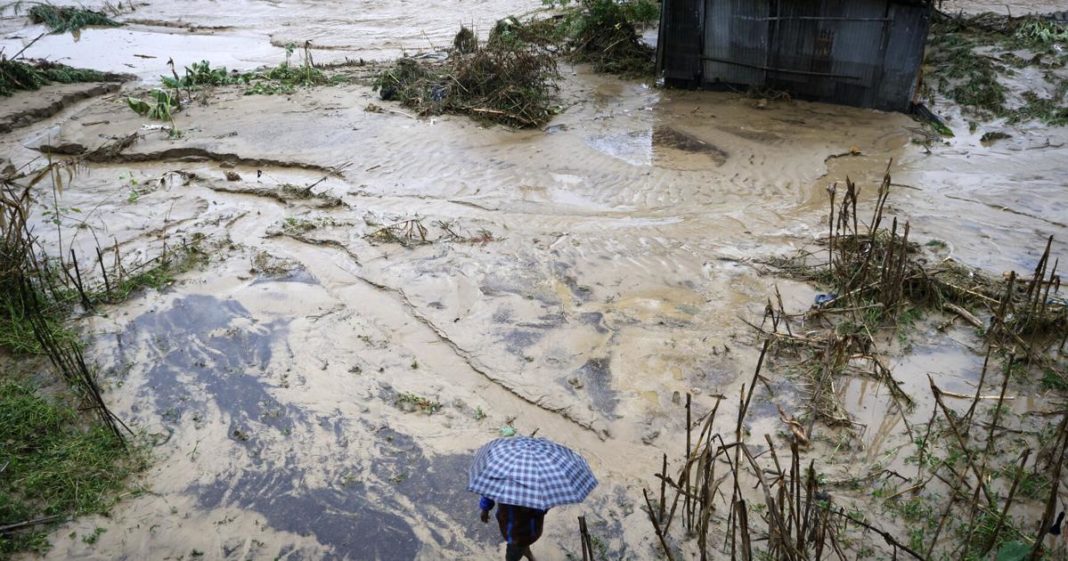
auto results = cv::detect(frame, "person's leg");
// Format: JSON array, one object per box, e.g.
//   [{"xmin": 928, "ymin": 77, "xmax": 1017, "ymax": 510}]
[
  {"xmin": 505, "ymin": 543, "xmax": 525, "ymax": 561},
  {"xmin": 522, "ymin": 546, "xmax": 537, "ymax": 561}
]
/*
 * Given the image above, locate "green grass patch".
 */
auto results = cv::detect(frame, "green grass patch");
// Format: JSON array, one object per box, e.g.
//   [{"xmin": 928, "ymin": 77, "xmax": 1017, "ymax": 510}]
[
  {"xmin": 157, "ymin": 45, "xmax": 334, "ymax": 99},
  {"xmin": 0, "ymin": 380, "xmax": 144, "ymax": 557}
]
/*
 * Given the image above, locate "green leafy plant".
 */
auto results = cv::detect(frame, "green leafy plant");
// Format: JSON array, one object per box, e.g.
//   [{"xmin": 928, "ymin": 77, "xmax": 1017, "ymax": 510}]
[
  {"xmin": 126, "ymin": 89, "xmax": 177, "ymax": 121},
  {"xmin": 245, "ymin": 43, "xmax": 330, "ymax": 95},
  {"xmin": 1013, "ymin": 19, "xmax": 1068, "ymax": 46},
  {"xmin": 126, "ymin": 89, "xmax": 181, "ymax": 137},
  {"xmin": 161, "ymin": 60, "xmax": 239, "ymax": 89}
]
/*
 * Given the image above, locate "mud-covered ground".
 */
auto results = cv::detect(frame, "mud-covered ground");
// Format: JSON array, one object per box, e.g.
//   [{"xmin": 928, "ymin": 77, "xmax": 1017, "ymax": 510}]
[{"xmin": 2, "ymin": 1, "xmax": 1067, "ymax": 560}]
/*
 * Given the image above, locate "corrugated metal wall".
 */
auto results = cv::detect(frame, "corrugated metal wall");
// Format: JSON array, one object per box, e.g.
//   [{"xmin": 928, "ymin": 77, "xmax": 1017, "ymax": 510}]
[
  {"xmin": 658, "ymin": 0, "xmax": 930, "ymax": 111},
  {"xmin": 658, "ymin": 0, "xmax": 704, "ymax": 83}
]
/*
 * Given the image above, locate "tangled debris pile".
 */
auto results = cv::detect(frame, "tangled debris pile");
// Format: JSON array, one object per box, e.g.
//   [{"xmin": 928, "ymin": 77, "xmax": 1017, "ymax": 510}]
[
  {"xmin": 374, "ymin": 0, "xmax": 656, "ymax": 127},
  {"xmin": 925, "ymin": 10, "xmax": 1068, "ymax": 125},
  {"xmin": 487, "ymin": 0, "xmax": 656, "ymax": 75},
  {"xmin": 562, "ymin": 0, "xmax": 655, "ymax": 75},
  {"xmin": 375, "ymin": 29, "xmax": 558, "ymax": 128}
]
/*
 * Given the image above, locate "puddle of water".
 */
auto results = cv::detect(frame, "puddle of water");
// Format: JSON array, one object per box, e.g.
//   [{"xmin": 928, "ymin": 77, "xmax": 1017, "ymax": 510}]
[{"xmin": 0, "ymin": 26, "xmax": 282, "ymax": 80}]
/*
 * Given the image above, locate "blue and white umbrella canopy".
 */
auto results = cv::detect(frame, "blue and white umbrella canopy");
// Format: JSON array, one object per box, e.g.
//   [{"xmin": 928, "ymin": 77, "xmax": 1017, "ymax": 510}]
[{"xmin": 468, "ymin": 437, "xmax": 598, "ymax": 511}]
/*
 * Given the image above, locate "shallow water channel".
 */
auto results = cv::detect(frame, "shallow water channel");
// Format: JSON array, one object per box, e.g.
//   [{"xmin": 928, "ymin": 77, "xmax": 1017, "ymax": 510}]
[{"xmin": 2, "ymin": 1, "xmax": 1067, "ymax": 559}]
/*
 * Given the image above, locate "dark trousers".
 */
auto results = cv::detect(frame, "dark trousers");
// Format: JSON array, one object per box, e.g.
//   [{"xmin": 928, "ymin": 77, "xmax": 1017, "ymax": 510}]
[{"xmin": 505, "ymin": 543, "xmax": 529, "ymax": 561}]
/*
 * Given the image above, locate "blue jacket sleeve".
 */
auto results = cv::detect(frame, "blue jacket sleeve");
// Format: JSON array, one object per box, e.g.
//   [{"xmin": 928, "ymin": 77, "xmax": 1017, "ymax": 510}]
[{"xmin": 479, "ymin": 496, "xmax": 495, "ymax": 512}]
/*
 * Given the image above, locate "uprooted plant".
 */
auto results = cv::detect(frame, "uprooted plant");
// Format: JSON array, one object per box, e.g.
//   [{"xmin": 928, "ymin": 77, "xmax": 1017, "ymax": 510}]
[
  {"xmin": 497, "ymin": 0, "xmax": 657, "ymax": 75},
  {"xmin": 548, "ymin": 0, "xmax": 656, "ymax": 75}
]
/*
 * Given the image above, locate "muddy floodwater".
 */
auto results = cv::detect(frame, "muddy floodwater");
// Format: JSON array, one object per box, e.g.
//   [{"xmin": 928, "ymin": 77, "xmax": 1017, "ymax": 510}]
[{"xmin": 2, "ymin": 1, "xmax": 1067, "ymax": 560}]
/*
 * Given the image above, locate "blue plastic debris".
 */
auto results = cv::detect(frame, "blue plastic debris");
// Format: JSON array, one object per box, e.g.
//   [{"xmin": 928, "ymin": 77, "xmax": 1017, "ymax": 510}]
[{"xmin": 814, "ymin": 293, "xmax": 837, "ymax": 306}]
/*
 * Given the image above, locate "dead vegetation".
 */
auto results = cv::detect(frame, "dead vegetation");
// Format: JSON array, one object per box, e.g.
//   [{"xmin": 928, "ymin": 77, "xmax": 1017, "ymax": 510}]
[
  {"xmin": 638, "ymin": 161, "xmax": 1066, "ymax": 560},
  {"xmin": 757, "ymin": 163, "xmax": 1065, "ymax": 439},
  {"xmin": 643, "ymin": 364, "xmax": 1068, "ymax": 561},
  {"xmin": 766, "ymin": 163, "xmax": 1065, "ymax": 358},
  {"xmin": 366, "ymin": 218, "xmax": 497, "ymax": 247}
]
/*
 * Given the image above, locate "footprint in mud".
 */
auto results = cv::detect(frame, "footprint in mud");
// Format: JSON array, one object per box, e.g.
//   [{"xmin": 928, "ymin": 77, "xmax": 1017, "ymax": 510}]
[{"xmin": 563, "ymin": 357, "xmax": 620, "ymax": 419}]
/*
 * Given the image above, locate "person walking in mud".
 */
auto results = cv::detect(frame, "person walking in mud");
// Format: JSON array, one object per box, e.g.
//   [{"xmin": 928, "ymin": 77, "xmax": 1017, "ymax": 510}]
[
  {"xmin": 479, "ymin": 496, "xmax": 544, "ymax": 561},
  {"xmin": 468, "ymin": 436, "xmax": 598, "ymax": 561}
]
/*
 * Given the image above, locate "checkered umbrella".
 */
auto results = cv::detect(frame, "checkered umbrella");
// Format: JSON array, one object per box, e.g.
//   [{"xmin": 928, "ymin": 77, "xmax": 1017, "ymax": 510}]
[{"xmin": 468, "ymin": 437, "xmax": 597, "ymax": 511}]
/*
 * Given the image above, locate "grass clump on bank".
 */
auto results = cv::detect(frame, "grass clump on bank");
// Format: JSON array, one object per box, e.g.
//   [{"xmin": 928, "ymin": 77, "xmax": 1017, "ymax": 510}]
[
  {"xmin": 26, "ymin": 3, "xmax": 120, "ymax": 34},
  {"xmin": 128, "ymin": 44, "xmax": 340, "ymax": 129},
  {"xmin": 0, "ymin": 380, "xmax": 144, "ymax": 557},
  {"xmin": 160, "ymin": 45, "xmax": 334, "ymax": 96},
  {"xmin": 925, "ymin": 11, "xmax": 1068, "ymax": 125},
  {"xmin": 375, "ymin": 30, "xmax": 559, "ymax": 128},
  {"xmin": 0, "ymin": 58, "xmax": 118, "ymax": 97}
]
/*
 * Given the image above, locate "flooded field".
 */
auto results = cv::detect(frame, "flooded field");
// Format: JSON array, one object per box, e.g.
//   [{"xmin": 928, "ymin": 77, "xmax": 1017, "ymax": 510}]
[{"xmin": 1, "ymin": 0, "xmax": 1067, "ymax": 560}]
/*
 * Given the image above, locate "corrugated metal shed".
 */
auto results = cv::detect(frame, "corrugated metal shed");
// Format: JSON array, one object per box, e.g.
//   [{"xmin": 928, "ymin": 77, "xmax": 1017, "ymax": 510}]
[{"xmin": 657, "ymin": 0, "xmax": 931, "ymax": 111}]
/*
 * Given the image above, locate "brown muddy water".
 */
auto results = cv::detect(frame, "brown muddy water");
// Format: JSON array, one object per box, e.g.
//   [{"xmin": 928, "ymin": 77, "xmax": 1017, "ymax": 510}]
[{"xmin": 2, "ymin": 1, "xmax": 1067, "ymax": 560}]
